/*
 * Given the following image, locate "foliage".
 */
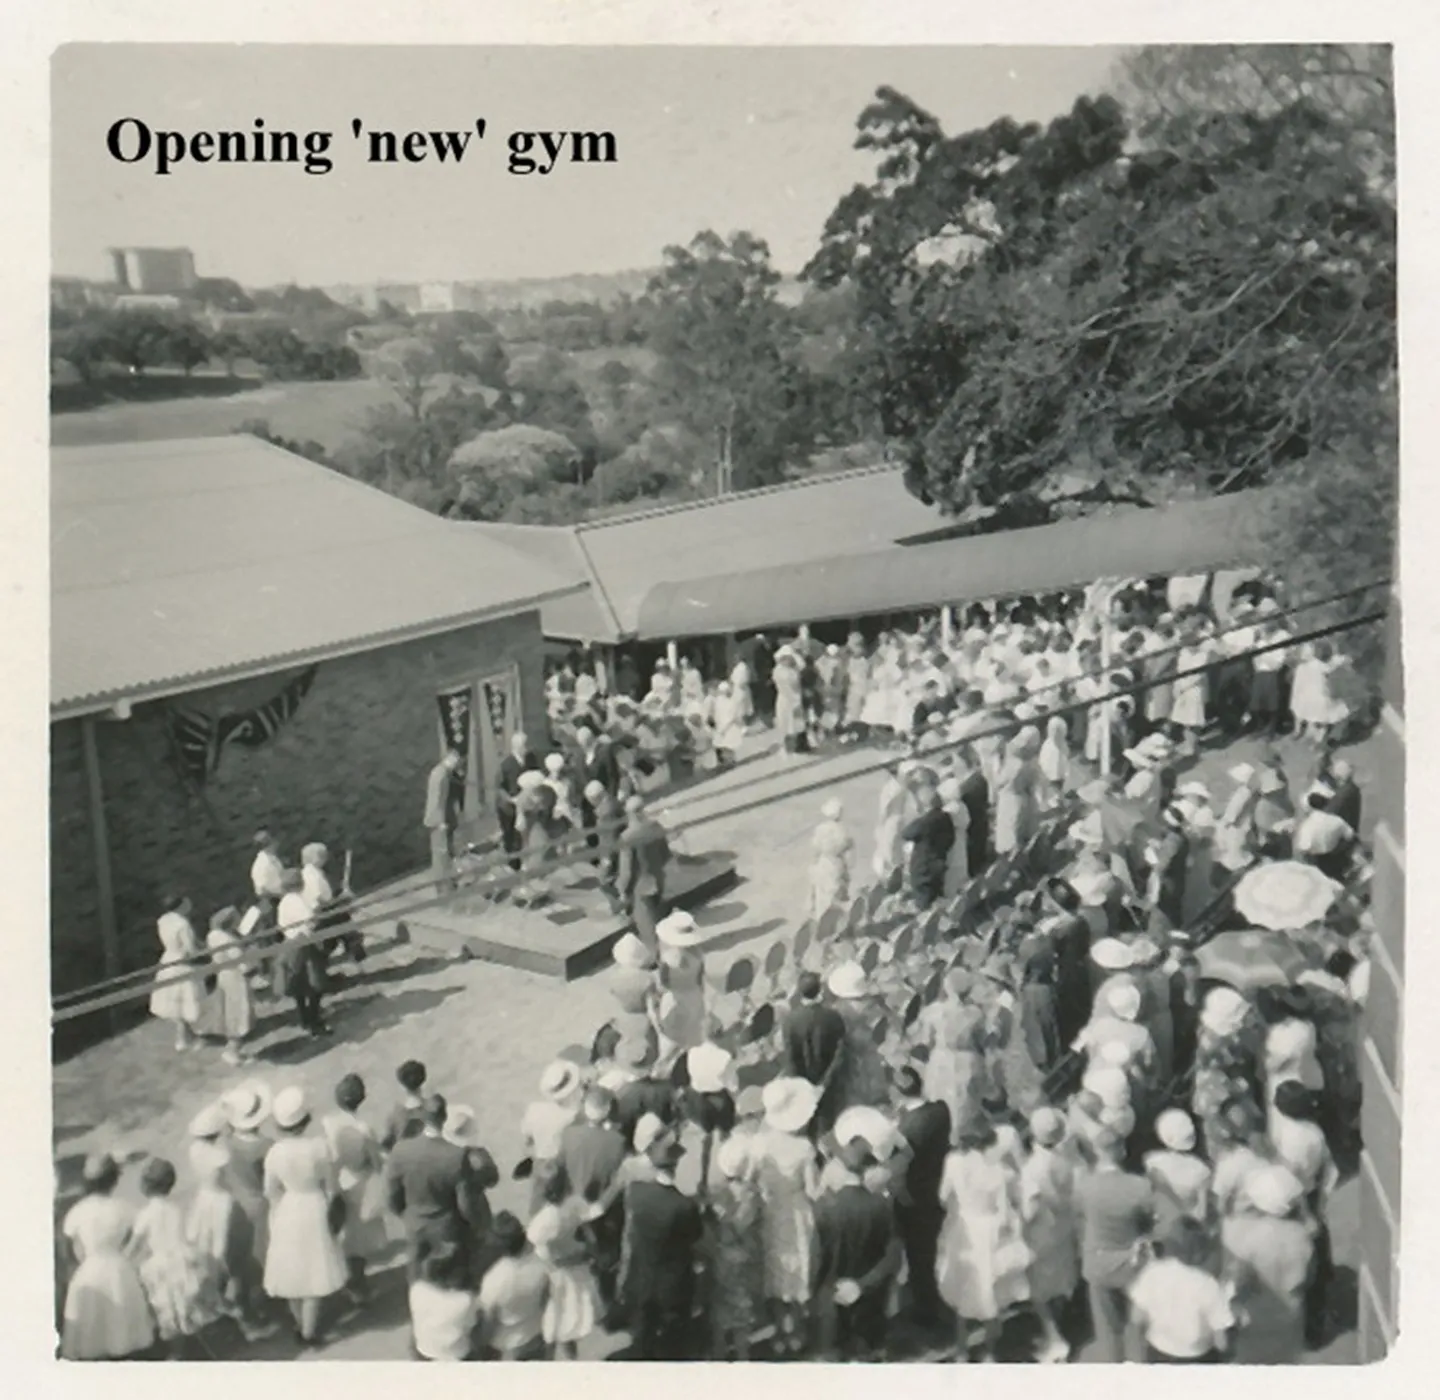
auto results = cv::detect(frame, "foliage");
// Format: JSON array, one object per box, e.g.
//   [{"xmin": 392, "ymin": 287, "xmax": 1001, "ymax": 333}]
[
  {"xmin": 647, "ymin": 230, "xmax": 815, "ymax": 492},
  {"xmin": 507, "ymin": 347, "xmax": 598, "ymax": 476},
  {"xmin": 233, "ymin": 417, "xmax": 335, "ymax": 468},
  {"xmin": 591, "ymin": 425, "xmax": 700, "ymax": 505},
  {"xmin": 805, "ymin": 77, "xmax": 1395, "ymax": 525},
  {"xmin": 338, "ymin": 385, "xmax": 500, "ymax": 495},
  {"xmin": 242, "ymin": 326, "xmax": 362, "ymax": 382}
]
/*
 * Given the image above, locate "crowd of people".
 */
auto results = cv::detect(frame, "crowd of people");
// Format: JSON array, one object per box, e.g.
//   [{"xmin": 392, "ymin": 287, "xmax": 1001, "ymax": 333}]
[{"xmin": 60, "ymin": 574, "xmax": 1376, "ymax": 1363}]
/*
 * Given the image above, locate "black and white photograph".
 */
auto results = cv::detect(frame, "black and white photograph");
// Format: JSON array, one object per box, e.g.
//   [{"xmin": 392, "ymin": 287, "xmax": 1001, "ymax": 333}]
[{"xmin": 40, "ymin": 37, "xmax": 1401, "ymax": 1366}]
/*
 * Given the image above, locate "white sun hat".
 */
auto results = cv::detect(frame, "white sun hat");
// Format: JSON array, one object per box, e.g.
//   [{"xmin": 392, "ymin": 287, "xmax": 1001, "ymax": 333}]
[
  {"xmin": 656, "ymin": 911, "xmax": 704, "ymax": 948},
  {"xmin": 271, "ymin": 1086, "xmax": 310, "ymax": 1131},
  {"xmin": 827, "ymin": 961, "xmax": 867, "ymax": 1000},
  {"xmin": 686, "ymin": 1042, "xmax": 737, "ymax": 1095},
  {"xmin": 1155, "ymin": 1108, "xmax": 1197, "ymax": 1153},
  {"xmin": 762, "ymin": 1077, "xmax": 821, "ymax": 1134}
]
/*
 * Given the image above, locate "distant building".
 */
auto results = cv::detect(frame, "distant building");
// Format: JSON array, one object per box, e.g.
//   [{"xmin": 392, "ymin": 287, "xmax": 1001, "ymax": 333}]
[
  {"xmin": 108, "ymin": 247, "xmax": 198, "ymax": 295},
  {"xmin": 419, "ymin": 281, "xmax": 489, "ymax": 314},
  {"xmin": 50, "ymin": 277, "xmax": 112, "ymax": 311},
  {"xmin": 112, "ymin": 293, "xmax": 185, "ymax": 313}
]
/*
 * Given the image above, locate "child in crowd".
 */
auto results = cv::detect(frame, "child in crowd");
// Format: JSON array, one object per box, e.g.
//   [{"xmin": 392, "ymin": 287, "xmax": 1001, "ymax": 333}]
[{"xmin": 384, "ymin": 1061, "xmax": 428, "ymax": 1150}]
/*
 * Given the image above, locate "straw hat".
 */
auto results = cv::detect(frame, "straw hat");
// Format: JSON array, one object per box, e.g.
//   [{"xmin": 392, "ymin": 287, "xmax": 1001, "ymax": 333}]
[
  {"xmin": 1127, "ymin": 938, "xmax": 1163, "ymax": 970},
  {"xmin": 1244, "ymin": 1164, "xmax": 1307, "ymax": 1218},
  {"xmin": 1091, "ymin": 938, "xmax": 1135, "ymax": 973},
  {"xmin": 762, "ymin": 1077, "xmax": 821, "ymax": 1134},
  {"xmin": 826, "ymin": 961, "xmax": 867, "ymax": 1001},
  {"xmin": 544, "ymin": 753, "xmax": 566, "ymax": 776},
  {"xmin": 614, "ymin": 1037, "xmax": 655, "ymax": 1071},
  {"xmin": 715, "ymin": 1135, "xmax": 753, "ymax": 1181},
  {"xmin": 686, "ymin": 1043, "xmax": 737, "ymax": 1096},
  {"xmin": 188, "ymin": 1103, "xmax": 228, "ymax": 1140},
  {"xmin": 443, "ymin": 1105, "xmax": 482, "ymax": 1148},
  {"xmin": 1156, "ymin": 1108, "xmax": 1198, "ymax": 1153},
  {"xmin": 271, "ymin": 1086, "xmax": 310, "ymax": 1131},
  {"xmin": 1029, "ymin": 1107, "xmax": 1066, "ymax": 1148},
  {"xmin": 632, "ymin": 1113, "xmax": 672, "ymax": 1156},
  {"xmin": 656, "ymin": 911, "xmax": 704, "ymax": 948},
  {"xmin": 539, "ymin": 1061, "xmax": 582, "ymax": 1103},
  {"xmin": 611, "ymin": 933, "xmax": 655, "ymax": 971},
  {"xmin": 223, "ymin": 1081, "xmax": 272, "ymax": 1133},
  {"xmin": 1201, "ymin": 986, "xmax": 1252, "ymax": 1038},
  {"xmin": 517, "ymin": 770, "xmax": 546, "ymax": 792},
  {"xmin": 833, "ymin": 1106, "xmax": 900, "ymax": 1161}
]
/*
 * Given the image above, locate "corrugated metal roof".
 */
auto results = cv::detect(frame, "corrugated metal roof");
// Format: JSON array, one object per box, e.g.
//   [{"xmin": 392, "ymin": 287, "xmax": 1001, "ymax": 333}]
[
  {"xmin": 52, "ymin": 436, "xmax": 585, "ymax": 713},
  {"xmin": 634, "ymin": 490, "xmax": 1280, "ymax": 640},
  {"xmin": 569, "ymin": 467, "xmax": 944, "ymax": 636}
]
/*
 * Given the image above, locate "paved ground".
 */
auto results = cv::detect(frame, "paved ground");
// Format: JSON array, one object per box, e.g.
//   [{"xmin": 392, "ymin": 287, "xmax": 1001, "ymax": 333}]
[{"xmin": 52, "ymin": 727, "xmax": 1368, "ymax": 1362}]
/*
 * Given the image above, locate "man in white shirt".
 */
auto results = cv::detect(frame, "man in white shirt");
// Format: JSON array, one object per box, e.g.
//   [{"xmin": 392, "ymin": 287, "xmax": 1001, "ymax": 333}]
[
  {"xmin": 1247, "ymin": 601, "xmax": 1293, "ymax": 735},
  {"xmin": 275, "ymin": 869, "xmax": 327, "ymax": 1036},
  {"xmin": 249, "ymin": 829, "xmax": 286, "ymax": 900},
  {"xmin": 1127, "ymin": 1218, "xmax": 1235, "ymax": 1362}
]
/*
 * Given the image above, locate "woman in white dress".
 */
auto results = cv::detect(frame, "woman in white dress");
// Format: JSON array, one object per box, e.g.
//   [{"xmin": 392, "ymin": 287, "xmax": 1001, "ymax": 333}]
[
  {"xmin": 321, "ymin": 1074, "xmax": 391, "ymax": 1302},
  {"xmin": 149, "ymin": 894, "xmax": 203, "ymax": 1052},
  {"xmin": 871, "ymin": 760, "xmax": 911, "ymax": 883},
  {"xmin": 1170, "ymin": 626, "xmax": 1215, "ymax": 749},
  {"xmin": 205, "ymin": 907, "xmax": 255, "ymax": 1066},
  {"xmin": 527, "ymin": 1161, "xmax": 601, "ymax": 1359},
  {"xmin": 1289, "ymin": 641, "xmax": 1347, "ymax": 745},
  {"xmin": 750, "ymin": 1078, "xmax": 821, "ymax": 1356},
  {"xmin": 60, "ymin": 1153, "xmax": 157, "ymax": 1359},
  {"xmin": 711, "ymin": 680, "xmax": 746, "ymax": 765},
  {"xmin": 937, "ymin": 1116, "xmax": 1031, "ymax": 1360},
  {"xmin": 1019, "ymin": 1108, "xmax": 1079, "ymax": 1363},
  {"xmin": 807, "ymin": 800, "xmax": 854, "ymax": 922},
  {"xmin": 842, "ymin": 633, "xmax": 871, "ymax": 739},
  {"xmin": 860, "ymin": 641, "xmax": 901, "ymax": 737},
  {"xmin": 655, "ymin": 912, "xmax": 707, "ymax": 1068},
  {"xmin": 262, "ymin": 1087, "xmax": 348, "ymax": 1345}
]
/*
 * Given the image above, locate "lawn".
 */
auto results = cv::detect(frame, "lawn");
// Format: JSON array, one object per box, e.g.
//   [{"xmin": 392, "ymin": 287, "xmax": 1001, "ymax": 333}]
[{"xmin": 50, "ymin": 376, "xmax": 395, "ymax": 455}]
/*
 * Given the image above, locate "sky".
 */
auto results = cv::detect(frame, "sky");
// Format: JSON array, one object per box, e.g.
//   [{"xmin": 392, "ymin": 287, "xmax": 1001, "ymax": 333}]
[{"xmin": 52, "ymin": 45, "xmax": 1124, "ymax": 287}]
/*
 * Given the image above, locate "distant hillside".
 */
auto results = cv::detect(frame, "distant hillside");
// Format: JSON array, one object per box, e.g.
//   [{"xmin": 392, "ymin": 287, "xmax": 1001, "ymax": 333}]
[{"xmin": 321, "ymin": 268, "xmax": 808, "ymax": 312}]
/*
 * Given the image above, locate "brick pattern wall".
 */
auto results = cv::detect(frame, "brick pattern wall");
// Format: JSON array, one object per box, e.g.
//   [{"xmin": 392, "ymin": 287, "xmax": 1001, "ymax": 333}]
[
  {"xmin": 1358, "ymin": 582, "xmax": 1402, "ymax": 1360},
  {"xmin": 50, "ymin": 610, "xmax": 548, "ymax": 998}
]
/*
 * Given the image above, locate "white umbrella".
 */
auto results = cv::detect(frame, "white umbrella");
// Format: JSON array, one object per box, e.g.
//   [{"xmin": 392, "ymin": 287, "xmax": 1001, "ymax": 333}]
[{"xmin": 1233, "ymin": 860, "xmax": 1340, "ymax": 931}]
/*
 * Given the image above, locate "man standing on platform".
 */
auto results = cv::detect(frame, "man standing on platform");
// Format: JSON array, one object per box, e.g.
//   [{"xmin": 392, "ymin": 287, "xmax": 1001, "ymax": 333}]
[
  {"xmin": 424, "ymin": 750, "xmax": 465, "ymax": 894},
  {"xmin": 575, "ymin": 725, "xmax": 621, "ymax": 846},
  {"xmin": 497, "ymin": 730, "xmax": 541, "ymax": 872},
  {"xmin": 616, "ymin": 796, "xmax": 672, "ymax": 955}
]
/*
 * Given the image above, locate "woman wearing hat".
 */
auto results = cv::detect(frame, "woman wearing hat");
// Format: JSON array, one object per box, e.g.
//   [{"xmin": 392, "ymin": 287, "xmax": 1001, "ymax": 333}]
[
  {"xmin": 1191, "ymin": 988, "xmax": 1264, "ymax": 1159},
  {"xmin": 917, "ymin": 969, "xmax": 990, "ymax": 1136},
  {"xmin": 993, "ymin": 728, "xmax": 1042, "ymax": 858},
  {"xmin": 1019, "ymin": 1107, "xmax": 1080, "ymax": 1363},
  {"xmin": 806, "ymin": 800, "xmax": 854, "ymax": 923},
  {"xmin": 187, "ymin": 1103, "xmax": 254, "ymax": 1317},
  {"xmin": 936, "ymin": 1114, "xmax": 1031, "ymax": 1361},
  {"xmin": 59, "ymin": 1152, "xmax": 157, "ymax": 1359},
  {"xmin": 149, "ymin": 894, "xmax": 204, "ymax": 1054},
  {"xmin": 751, "ymin": 1077, "xmax": 822, "ymax": 1355},
  {"xmin": 827, "ymin": 961, "xmax": 892, "ymax": 1111},
  {"xmin": 219, "ymin": 1082, "xmax": 274, "ymax": 1327},
  {"xmin": 205, "ymin": 906, "xmax": 255, "ymax": 1066},
  {"xmin": 1144, "ymin": 1109, "xmax": 1212, "ymax": 1235},
  {"xmin": 521, "ymin": 1062, "xmax": 584, "ymax": 1208},
  {"xmin": 704, "ymin": 1134, "xmax": 764, "ymax": 1359},
  {"xmin": 655, "ymin": 912, "xmax": 707, "ymax": 1067},
  {"xmin": 711, "ymin": 679, "xmax": 746, "ymax": 766},
  {"xmin": 262, "ymin": 1087, "xmax": 348, "ymax": 1344},
  {"xmin": 1222, "ymin": 1165, "xmax": 1315, "ymax": 1363},
  {"xmin": 772, "ymin": 648, "xmax": 806, "ymax": 757},
  {"xmin": 607, "ymin": 934, "xmax": 660, "ymax": 1070},
  {"xmin": 840, "ymin": 633, "xmax": 870, "ymax": 743}
]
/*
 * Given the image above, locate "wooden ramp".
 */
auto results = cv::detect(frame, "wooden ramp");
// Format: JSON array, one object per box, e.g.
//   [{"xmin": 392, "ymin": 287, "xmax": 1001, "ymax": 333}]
[{"xmin": 400, "ymin": 852, "xmax": 738, "ymax": 981}]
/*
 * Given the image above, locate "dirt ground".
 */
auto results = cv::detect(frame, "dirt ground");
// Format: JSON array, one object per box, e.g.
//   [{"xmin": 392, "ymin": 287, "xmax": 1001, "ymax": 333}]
[{"xmin": 52, "ymin": 728, "xmax": 1368, "ymax": 1361}]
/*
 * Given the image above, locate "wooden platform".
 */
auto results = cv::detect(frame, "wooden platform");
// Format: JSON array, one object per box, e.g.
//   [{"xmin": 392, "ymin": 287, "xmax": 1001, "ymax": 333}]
[{"xmin": 399, "ymin": 852, "xmax": 739, "ymax": 981}]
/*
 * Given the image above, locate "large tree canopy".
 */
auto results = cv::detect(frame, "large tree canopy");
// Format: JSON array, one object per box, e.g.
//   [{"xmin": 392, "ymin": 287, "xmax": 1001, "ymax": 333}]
[{"xmin": 804, "ymin": 64, "xmax": 1396, "ymax": 527}]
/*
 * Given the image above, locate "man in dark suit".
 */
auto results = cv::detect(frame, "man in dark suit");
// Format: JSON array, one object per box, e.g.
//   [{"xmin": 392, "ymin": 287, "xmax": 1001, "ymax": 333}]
[
  {"xmin": 1043, "ymin": 878, "xmax": 1094, "ymax": 1053},
  {"xmin": 574, "ymin": 725, "xmax": 621, "ymax": 836},
  {"xmin": 957, "ymin": 747, "xmax": 991, "ymax": 876},
  {"xmin": 423, "ymin": 749, "xmax": 465, "ymax": 893},
  {"xmin": 385, "ymin": 1094, "xmax": 479, "ymax": 1281},
  {"xmin": 909, "ymin": 679, "xmax": 951, "ymax": 739},
  {"xmin": 892, "ymin": 1065, "xmax": 951, "ymax": 1327},
  {"xmin": 813, "ymin": 1138, "xmax": 904, "ymax": 1360},
  {"xmin": 739, "ymin": 633, "xmax": 775, "ymax": 726},
  {"xmin": 620, "ymin": 1136, "xmax": 702, "ymax": 1360},
  {"xmin": 783, "ymin": 971, "xmax": 847, "ymax": 1131},
  {"xmin": 615, "ymin": 796, "xmax": 672, "ymax": 954},
  {"xmin": 900, "ymin": 786, "xmax": 955, "ymax": 910},
  {"xmin": 496, "ymin": 730, "xmax": 541, "ymax": 871},
  {"xmin": 584, "ymin": 781, "xmax": 624, "ymax": 911}
]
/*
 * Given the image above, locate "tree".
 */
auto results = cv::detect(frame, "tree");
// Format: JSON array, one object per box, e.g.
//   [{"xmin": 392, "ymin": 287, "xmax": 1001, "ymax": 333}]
[
  {"xmin": 163, "ymin": 319, "xmax": 214, "ymax": 376},
  {"xmin": 647, "ymin": 230, "xmax": 811, "ymax": 492},
  {"xmin": 509, "ymin": 348, "xmax": 598, "ymax": 476},
  {"xmin": 446, "ymin": 424, "xmax": 582, "ymax": 520},
  {"xmin": 592, "ymin": 425, "xmax": 697, "ymax": 506},
  {"xmin": 371, "ymin": 336, "xmax": 442, "ymax": 420},
  {"xmin": 805, "ymin": 78, "xmax": 1395, "ymax": 522},
  {"xmin": 340, "ymin": 385, "xmax": 499, "ymax": 496}
]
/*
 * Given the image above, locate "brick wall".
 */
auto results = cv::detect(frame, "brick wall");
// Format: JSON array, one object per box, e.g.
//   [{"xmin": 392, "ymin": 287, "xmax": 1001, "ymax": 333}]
[
  {"xmin": 1357, "ymin": 581, "xmax": 1402, "ymax": 1360},
  {"xmin": 50, "ymin": 610, "xmax": 548, "ymax": 998}
]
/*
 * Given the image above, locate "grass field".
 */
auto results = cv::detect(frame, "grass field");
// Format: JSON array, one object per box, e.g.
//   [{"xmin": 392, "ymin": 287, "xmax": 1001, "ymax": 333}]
[{"xmin": 50, "ymin": 377, "xmax": 394, "ymax": 455}]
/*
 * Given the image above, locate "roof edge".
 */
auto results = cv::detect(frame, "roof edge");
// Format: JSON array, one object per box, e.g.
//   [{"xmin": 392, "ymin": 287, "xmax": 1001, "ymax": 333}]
[
  {"xmin": 571, "ymin": 462, "xmax": 900, "ymax": 533},
  {"xmin": 51, "ymin": 581, "xmax": 587, "ymax": 720}
]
